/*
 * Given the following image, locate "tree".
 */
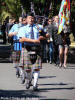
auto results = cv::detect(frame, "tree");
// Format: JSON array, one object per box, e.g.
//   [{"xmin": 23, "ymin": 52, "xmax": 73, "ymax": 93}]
[
  {"xmin": 71, "ymin": 0, "xmax": 75, "ymax": 21},
  {"xmin": 0, "ymin": 0, "xmax": 74, "ymax": 24},
  {"xmin": 0, "ymin": 0, "xmax": 22, "ymax": 23}
]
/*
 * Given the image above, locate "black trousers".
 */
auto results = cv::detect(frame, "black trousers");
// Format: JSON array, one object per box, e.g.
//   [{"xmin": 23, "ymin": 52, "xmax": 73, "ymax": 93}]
[{"xmin": 53, "ymin": 44, "xmax": 59, "ymax": 64}]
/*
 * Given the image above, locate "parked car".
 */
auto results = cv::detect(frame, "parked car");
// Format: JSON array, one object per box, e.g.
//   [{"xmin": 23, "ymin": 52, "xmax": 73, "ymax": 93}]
[{"xmin": 0, "ymin": 24, "xmax": 3, "ymax": 38}]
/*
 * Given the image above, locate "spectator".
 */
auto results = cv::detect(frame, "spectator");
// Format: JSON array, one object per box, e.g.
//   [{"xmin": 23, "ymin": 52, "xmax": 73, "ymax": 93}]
[
  {"xmin": 58, "ymin": 22, "xmax": 71, "ymax": 68},
  {"xmin": 52, "ymin": 16, "xmax": 60, "ymax": 65},
  {"xmin": 6, "ymin": 17, "xmax": 15, "ymax": 44},
  {"xmin": 47, "ymin": 18, "xmax": 53, "ymax": 64},
  {"xmin": 1, "ymin": 21, "xmax": 7, "ymax": 44}
]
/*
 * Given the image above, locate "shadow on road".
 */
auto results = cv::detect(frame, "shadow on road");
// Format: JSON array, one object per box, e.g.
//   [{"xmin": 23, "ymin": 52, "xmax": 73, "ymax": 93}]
[
  {"xmin": 65, "ymin": 66, "xmax": 75, "ymax": 69},
  {"xmin": 39, "ymin": 82, "xmax": 68, "ymax": 86},
  {"xmin": 39, "ymin": 86, "xmax": 75, "ymax": 92},
  {"xmin": 39, "ymin": 76, "xmax": 56, "ymax": 79},
  {"xmin": 40, "ymin": 98, "xmax": 70, "ymax": 100},
  {"xmin": 0, "ymin": 89, "xmax": 71, "ymax": 100},
  {"xmin": 0, "ymin": 89, "xmax": 43, "ymax": 99}
]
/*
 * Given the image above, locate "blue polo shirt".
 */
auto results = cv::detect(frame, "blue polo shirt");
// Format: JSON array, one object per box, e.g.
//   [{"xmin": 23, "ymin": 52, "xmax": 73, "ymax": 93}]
[
  {"xmin": 17, "ymin": 24, "xmax": 40, "ymax": 46},
  {"xmin": 9, "ymin": 24, "xmax": 23, "ymax": 51}
]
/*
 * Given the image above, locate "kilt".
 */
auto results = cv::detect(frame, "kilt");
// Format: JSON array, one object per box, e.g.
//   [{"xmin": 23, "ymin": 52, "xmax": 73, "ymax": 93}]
[
  {"xmin": 11, "ymin": 50, "xmax": 21, "ymax": 63},
  {"xmin": 19, "ymin": 47, "xmax": 42, "ymax": 70},
  {"xmin": 11, "ymin": 41, "xmax": 22, "ymax": 63}
]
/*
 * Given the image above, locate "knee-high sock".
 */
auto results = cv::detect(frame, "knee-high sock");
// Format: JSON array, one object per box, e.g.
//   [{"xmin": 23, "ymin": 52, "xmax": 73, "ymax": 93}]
[
  {"xmin": 14, "ymin": 63, "xmax": 19, "ymax": 73},
  {"xmin": 26, "ymin": 71, "xmax": 32, "ymax": 82},
  {"xmin": 19, "ymin": 67, "xmax": 25, "ymax": 80},
  {"xmin": 19, "ymin": 67, "xmax": 24, "ymax": 76},
  {"xmin": 33, "ymin": 71, "xmax": 39, "ymax": 87}
]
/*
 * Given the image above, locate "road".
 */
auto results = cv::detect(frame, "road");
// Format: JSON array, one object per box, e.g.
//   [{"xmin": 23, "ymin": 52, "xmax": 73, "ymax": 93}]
[
  {"xmin": 0, "ymin": 41, "xmax": 75, "ymax": 100},
  {"xmin": 0, "ymin": 61, "xmax": 75, "ymax": 100}
]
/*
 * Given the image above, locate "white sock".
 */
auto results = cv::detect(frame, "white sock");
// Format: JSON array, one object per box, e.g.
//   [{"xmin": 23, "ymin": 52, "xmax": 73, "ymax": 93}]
[
  {"xmin": 26, "ymin": 71, "xmax": 32, "ymax": 81},
  {"xmin": 33, "ymin": 71, "xmax": 39, "ymax": 87},
  {"xmin": 19, "ymin": 67, "xmax": 23, "ymax": 76}
]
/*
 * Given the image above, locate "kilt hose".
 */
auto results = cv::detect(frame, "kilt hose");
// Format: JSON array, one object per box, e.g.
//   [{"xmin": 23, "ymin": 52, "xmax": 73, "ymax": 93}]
[{"xmin": 19, "ymin": 47, "xmax": 42, "ymax": 70}]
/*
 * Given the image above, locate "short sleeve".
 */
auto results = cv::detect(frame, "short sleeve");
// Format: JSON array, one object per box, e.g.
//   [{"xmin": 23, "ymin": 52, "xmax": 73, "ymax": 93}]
[
  {"xmin": 9, "ymin": 25, "xmax": 14, "ymax": 34},
  {"xmin": 9, "ymin": 24, "xmax": 18, "ymax": 34}
]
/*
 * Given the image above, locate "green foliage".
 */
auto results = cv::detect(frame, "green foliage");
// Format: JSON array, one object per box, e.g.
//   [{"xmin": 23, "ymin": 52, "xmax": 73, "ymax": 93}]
[
  {"xmin": 0, "ymin": 0, "xmax": 22, "ymax": 23},
  {"xmin": 40, "ymin": 0, "xmax": 45, "ymax": 3},
  {"xmin": 71, "ymin": 1, "xmax": 75, "ymax": 22},
  {"xmin": 0, "ymin": 0, "xmax": 74, "ymax": 24},
  {"xmin": 33, "ymin": 0, "xmax": 45, "ymax": 3}
]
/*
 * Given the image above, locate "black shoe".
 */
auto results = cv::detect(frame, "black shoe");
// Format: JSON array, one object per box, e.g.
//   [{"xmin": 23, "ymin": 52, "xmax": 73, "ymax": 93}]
[
  {"xmin": 21, "ymin": 79, "xmax": 25, "ymax": 84},
  {"xmin": 26, "ymin": 83, "xmax": 30, "ymax": 89},
  {"xmin": 16, "ymin": 72, "xmax": 20, "ymax": 78},
  {"xmin": 33, "ymin": 86, "xmax": 38, "ymax": 91},
  {"xmin": 29, "ymin": 81, "xmax": 33, "ymax": 86},
  {"xmin": 26, "ymin": 80, "xmax": 32, "ymax": 89},
  {"xmin": 21, "ymin": 75, "xmax": 25, "ymax": 84},
  {"xmin": 54, "ymin": 62, "xmax": 59, "ymax": 66}
]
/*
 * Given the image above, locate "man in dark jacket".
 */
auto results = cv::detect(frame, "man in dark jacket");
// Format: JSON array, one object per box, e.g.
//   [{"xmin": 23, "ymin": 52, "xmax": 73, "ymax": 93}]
[{"xmin": 52, "ymin": 16, "xmax": 60, "ymax": 65}]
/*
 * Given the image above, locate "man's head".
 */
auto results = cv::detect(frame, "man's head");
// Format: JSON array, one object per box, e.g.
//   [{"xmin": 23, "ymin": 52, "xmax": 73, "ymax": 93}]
[
  {"xmin": 9, "ymin": 17, "xmax": 15, "ymax": 24},
  {"xmin": 22, "ymin": 16, "xmax": 27, "ymax": 25},
  {"xmin": 19, "ymin": 17, "xmax": 23, "ymax": 23},
  {"xmin": 48, "ymin": 19, "xmax": 52, "ymax": 25},
  {"xmin": 54, "ymin": 16, "xmax": 59, "ymax": 23},
  {"xmin": 26, "ymin": 12, "xmax": 35, "ymax": 25},
  {"xmin": 37, "ymin": 17, "xmax": 42, "ymax": 24}
]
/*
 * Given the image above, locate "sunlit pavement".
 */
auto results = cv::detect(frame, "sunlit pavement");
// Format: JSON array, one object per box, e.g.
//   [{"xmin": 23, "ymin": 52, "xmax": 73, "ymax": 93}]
[{"xmin": 0, "ymin": 40, "xmax": 75, "ymax": 100}]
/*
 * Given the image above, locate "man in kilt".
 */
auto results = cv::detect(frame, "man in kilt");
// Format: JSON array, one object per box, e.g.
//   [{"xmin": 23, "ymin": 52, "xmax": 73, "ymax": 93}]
[
  {"xmin": 8, "ymin": 17, "xmax": 24, "ymax": 79},
  {"xmin": 18, "ymin": 12, "xmax": 46, "ymax": 91}
]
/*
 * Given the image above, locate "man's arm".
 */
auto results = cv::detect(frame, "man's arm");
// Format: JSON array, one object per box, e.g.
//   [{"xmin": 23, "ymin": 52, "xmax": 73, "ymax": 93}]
[
  {"xmin": 8, "ymin": 31, "xmax": 17, "ymax": 37},
  {"xmin": 19, "ymin": 37, "xmax": 40, "ymax": 44}
]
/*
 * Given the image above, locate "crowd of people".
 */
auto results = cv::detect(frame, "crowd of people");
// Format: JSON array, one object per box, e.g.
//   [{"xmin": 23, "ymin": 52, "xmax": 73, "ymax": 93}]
[{"xmin": 1, "ymin": 13, "xmax": 71, "ymax": 91}]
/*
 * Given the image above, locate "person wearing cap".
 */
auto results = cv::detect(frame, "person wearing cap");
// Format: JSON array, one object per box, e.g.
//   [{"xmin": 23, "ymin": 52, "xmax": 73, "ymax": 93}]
[
  {"xmin": 8, "ymin": 16, "xmax": 26, "ymax": 82},
  {"xmin": 47, "ymin": 18, "xmax": 54, "ymax": 64},
  {"xmin": 58, "ymin": 22, "xmax": 71, "ymax": 68},
  {"xmin": 18, "ymin": 12, "xmax": 45, "ymax": 91}
]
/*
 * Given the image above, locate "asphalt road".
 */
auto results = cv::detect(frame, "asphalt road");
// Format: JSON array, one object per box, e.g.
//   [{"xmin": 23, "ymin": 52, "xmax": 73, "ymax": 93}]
[
  {"xmin": 0, "ymin": 60, "xmax": 75, "ymax": 100},
  {"xmin": 0, "ymin": 41, "xmax": 75, "ymax": 100}
]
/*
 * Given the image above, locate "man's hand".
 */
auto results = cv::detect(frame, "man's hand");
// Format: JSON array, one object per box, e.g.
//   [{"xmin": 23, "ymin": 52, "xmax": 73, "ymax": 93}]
[
  {"xmin": 8, "ymin": 32, "xmax": 17, "ymax": 37},
  {"xmin": 13, "ymin": 32, "xmax": 18, "ymax": 35},
  {"xmin": 19, "ymin": 37, "xmax": 25, "ymax": 42},
  {"xmin": 46, "ymin": 33, "xmax": 50, "ymax": 38},
  {"xmin": 39, "ymin": 36, "xmax": 46, "ymax": 41},
  {"xmin": 19, "ymin": 37, "xmax": 40, "ymax": 44}
]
